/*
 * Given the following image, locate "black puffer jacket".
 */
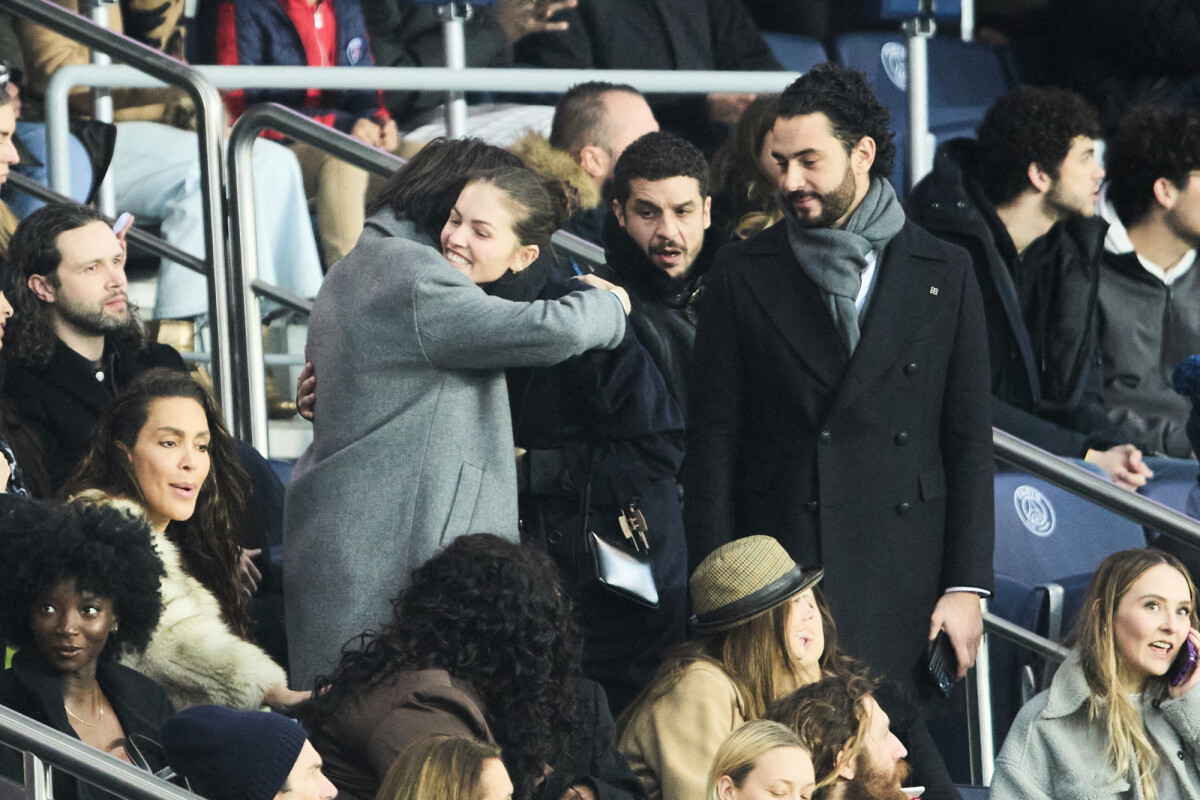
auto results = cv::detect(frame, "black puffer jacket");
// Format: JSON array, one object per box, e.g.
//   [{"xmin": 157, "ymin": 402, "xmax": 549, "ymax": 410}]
[
  {"xmin": 908, "ymin": 138, "xmax": 1128, "ymax": 456},
  {"xmin": 595, "ymin": 212, "xmax": 721, "ymax": 421}
]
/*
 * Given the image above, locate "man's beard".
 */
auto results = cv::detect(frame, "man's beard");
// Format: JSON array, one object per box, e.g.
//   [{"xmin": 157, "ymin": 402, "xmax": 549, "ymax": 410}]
[
  {"xmin": 838, "ymin": 752, "xmax": 911, "ymax": 800},
  {"xmin": 56, "ymin": 293, "xmax": 131, "ymax": 337},
  {"xmin": 785, "ymin": 163, "xmax": 858, "ymax": 229}
]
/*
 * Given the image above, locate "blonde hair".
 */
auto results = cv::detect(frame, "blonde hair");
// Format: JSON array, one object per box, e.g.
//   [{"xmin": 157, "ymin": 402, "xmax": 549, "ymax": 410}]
[
  {"xmin": 1071, "ymin": 548, "xmax": 1198, "ymax": 800},
  {"xmin": 706, "ymin": 720, "xmax": 810, "ymax": 800},
  {"xmin": 375, "ymin": 736, "xmax": 504, "ymax": 800}
]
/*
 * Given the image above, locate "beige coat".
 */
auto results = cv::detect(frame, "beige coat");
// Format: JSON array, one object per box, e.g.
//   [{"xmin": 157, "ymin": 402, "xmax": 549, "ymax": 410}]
[
  {"xmin": 15, "ymin": 0, "xmax": 192, "ymax": 124},
  {"xmin": 618, "ymin": 661, "xmax": 747, "ymax": 800}
]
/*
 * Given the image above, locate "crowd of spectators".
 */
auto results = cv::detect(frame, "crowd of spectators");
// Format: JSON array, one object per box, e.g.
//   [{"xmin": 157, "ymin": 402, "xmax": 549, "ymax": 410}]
[{"xmin": 3, "ymin": 1, "xmax": 1200, "ymax": 799}]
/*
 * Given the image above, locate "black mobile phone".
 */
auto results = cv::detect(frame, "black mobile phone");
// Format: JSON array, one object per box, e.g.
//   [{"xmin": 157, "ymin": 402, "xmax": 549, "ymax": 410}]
[
  {"xmin": 924, "ymin": 631, "xmax": 958, "ymax": 698},
  {"xmin": 1169, "ymin": 638, "xmax": 1199, "ymax": 687}
]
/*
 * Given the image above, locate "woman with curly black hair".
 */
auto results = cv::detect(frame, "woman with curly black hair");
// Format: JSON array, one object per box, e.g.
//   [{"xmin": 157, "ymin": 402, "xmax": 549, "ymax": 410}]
[
  {"xmin": 62, "ymin": 368, "xmax": 300, "ymax": 712},
  {"xmin": 301, "ymin": 534, "xmax": 644, "ymax": 800},
  {"xmin": 0, "ymin": 499, "xmax": 173, "ymax": 800}
]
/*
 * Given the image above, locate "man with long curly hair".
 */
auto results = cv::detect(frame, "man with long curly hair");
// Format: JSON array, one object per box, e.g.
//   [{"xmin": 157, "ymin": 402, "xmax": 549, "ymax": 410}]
[{"xmin": 684, "ymin": 63, "xmax": 994, "ymax": 702}]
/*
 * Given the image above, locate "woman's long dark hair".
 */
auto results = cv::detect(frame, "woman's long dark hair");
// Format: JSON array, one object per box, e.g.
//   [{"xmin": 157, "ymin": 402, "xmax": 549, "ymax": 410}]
[
  {"xmin": 61, "ymin": 368, "xmax": 252, "ymax": 637},
  {"xmin": 0, "ymin": 255, "xmax": 51, "ymax": 498},
  {"xmin": 303, "ymin": 534, "xmax": 581, "ymax": 800}
]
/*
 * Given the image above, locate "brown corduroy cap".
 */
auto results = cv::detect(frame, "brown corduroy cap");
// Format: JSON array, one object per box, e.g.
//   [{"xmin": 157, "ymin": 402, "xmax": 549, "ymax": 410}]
[{"xmin": 689, "ymin": 536, "xmax": 824, "ymax": 635}]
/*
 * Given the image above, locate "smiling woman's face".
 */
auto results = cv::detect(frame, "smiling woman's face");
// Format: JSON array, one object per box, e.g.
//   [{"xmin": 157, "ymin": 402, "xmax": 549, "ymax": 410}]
[
  {"xmin": 440, "ymin": 181, "xmax": 537, "ymax": 285},
  {"xmin": 30, "ymin": 578, "xmax": 118, "ymax": 677},
  {"xmin": 126, "ymin": 396, "xmax": 211, "ymax": 532}
]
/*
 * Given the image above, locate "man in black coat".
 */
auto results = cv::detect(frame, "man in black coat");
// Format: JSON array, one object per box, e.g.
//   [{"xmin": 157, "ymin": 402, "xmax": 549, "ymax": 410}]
[
  {"xmin": 684, "ymin": 65, "xmax": 994, "ymax": 700},
  {"xmin": 907, "ymin": 87, "xmax": 1154, "ymax": 489},
  {"xmin": 596, "ymin": 131, "xmax": 722, "ymax": 419}
]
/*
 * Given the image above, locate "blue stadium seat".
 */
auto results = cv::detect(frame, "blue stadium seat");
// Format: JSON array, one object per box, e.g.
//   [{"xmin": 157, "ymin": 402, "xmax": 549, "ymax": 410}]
[
  {"xmin": 954, "ymin": 786, "xmax": 989, "ymax": 800},
  {"xmin": 988, "ymin": 469, "xmax": 1146, "ymax": 740},
  {"xmin": 1142, "ymin": 476, "xmax": 1196, "ymax": 516},
  {"xmin": 267, "ymin": 458, "xmax": 295, "ymax": 487},
  {"xmin": 762, "ymin": 33, "xmax": 830, "ymax": 74},
  {"xmin": 831, "ymin": 33, "xmax": 1012, "ymax": 194}
]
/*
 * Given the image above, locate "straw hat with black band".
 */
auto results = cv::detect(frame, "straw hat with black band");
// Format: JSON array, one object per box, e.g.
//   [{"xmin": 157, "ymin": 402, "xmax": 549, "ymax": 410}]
[{"xmin": 690, "ymin": 535, "xmax": 824, "ymax": 636}]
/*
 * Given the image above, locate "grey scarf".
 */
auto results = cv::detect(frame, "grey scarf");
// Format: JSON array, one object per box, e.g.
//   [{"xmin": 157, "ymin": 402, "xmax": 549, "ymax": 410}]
[{"xmin": 781, "ymin": 177, "xmax": 906, "ymax": 354}]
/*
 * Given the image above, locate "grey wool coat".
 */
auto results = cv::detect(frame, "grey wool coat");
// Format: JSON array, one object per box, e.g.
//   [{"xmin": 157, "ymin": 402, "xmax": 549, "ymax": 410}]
[
  {"xmin": 284, "ymin": 214, "xmax": 627, "ymax": 688},
  {"xmin": 992, "ymin": 651, "xmax": 1200, "ymax": 799}
]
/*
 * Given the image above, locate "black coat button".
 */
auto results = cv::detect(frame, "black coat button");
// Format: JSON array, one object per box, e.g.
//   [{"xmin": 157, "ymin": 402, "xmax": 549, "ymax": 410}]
[
  {"xmin": 904, "ymin": 362, "xmax": 918, "ymax": 376},
  {"xmin": 805, "ymin": 501, "xmax": 819, "ymax": 512},
  {"xmin": 547, "ymin": 530, "xmax": 564, "ymax": 546},
  {"xmin": 895, "ymin": 432, "xmax": 909, "ymax": 446},
  {"xmin": 1180, "ymin": 751, "xmax": 1186, "ymax": 761},
  {"xmin": 819, "ymin": 430, "xmax": 832, "ymax": 445},
  {"xmin": 895, "ymin": 502, "xmax": 911, "ymax": 515}
]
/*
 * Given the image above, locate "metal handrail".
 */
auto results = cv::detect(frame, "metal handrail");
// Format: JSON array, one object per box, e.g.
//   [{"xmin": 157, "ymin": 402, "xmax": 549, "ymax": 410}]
[
  {"xmin": 2, "ymin": 0, "xmax": 237, "ymax": 420},
  {"xmin": 227, "ymin": 103, "xmax": 404, "ymax": 451},
  {"xmin": 5, "ymin": 173, "xmax": 205, "ymax": 274},
  {"xmin": 0, "ymin": 706, "xmax": 197, "ymax": 800},
  {"xmin": 993, "ymin": 428, "xmax": 1200, "ymax": 548},
  {"xmin": 43, "ymin": 63, "xmax": 799, "ymax": 193},
  {"xmin": 984, "ymin": 610, "xmax": 1070, "ymax": 663}
]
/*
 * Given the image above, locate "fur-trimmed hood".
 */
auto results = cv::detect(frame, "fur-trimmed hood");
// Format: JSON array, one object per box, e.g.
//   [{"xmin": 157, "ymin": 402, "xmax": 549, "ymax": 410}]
[
  {"xmin": 510, "ymin": 132, "xmax": 604, "ymax": 209},
  {"xmin": 70, "ymin": 491, "xmax": 288, "ymax": 710}
]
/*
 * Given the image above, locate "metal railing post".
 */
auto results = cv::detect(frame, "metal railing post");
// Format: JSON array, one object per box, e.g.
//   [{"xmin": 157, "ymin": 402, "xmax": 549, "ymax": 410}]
[
  {"xmin": 902, "ymin": 3, "xmax": 936, "ymax": 191},
  {"xmin": 23, "ymin": 752, "xmax": 52, "ymax": 800},
  {"xmin": 967, "ymin": 599, "xmax": 995, "ymax": 785},
  {"xmin": 227, "ymin": 104, "xmax": 403, "ymax": 449},
  {"xmin": 438, "ymin": 2, "xmax": 470, "ymax": 138}
]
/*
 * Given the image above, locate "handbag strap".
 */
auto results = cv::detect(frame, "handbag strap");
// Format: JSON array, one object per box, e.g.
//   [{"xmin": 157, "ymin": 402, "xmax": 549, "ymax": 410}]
[{"xmin": 578, "ymin": 443, "xmax": 595, "ymax": 542}]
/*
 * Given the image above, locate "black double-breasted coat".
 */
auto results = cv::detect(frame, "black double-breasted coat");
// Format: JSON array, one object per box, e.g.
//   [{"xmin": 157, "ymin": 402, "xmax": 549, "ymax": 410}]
[{"xmin": 684, "ymin": 220, "xmax": 995, "ymax": 695}]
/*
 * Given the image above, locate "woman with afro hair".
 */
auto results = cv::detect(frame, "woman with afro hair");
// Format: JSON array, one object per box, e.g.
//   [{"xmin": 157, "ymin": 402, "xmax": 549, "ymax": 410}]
[
  {"xmin": 300, "ymin": 533, "xmax": 644, "ymax": 800},
  {"xmin": 0, "ymin": 499, "xmax": 174, "ymax": 800}
]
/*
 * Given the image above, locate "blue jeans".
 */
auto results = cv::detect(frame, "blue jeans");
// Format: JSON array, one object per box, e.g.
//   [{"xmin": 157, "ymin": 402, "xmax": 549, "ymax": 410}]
[{"xmin": 4, "ymin": 120, "xmax": 93, "ymax": 216}]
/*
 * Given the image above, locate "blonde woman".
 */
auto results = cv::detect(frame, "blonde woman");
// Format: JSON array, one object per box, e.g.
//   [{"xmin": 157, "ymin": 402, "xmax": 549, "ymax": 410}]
[
  {"xmin": 992, "ymin": 548, "xmax": 1200, "ymax": 799},
  {"xmin": 707, "ymin": 721, "xmax": 815, "ymax": 800},
  {"xmin": 376, "ymin": 737, "xmax": 512, "ymax": 800}
]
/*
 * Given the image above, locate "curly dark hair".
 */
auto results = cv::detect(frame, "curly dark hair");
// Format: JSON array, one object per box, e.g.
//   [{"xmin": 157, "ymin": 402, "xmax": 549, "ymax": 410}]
[
  {"xmin": 5, "ymin": 202, "xmax": 144, "ymax": 367},
  {"xmin": 61, "ymin": 368, "xmax": 252, "ymax": 638},
  {"xmin": 613, "ymin": 131, "xmax": 710, "ymax": 205},
  {"xmin": 766, "ymin": 672, "xmax": 876, "ymax": 791},
  {"xmin": 974, "ymin": 86, "xmax": 1101, "ymax": 207},
  {"xmin": 302, "ymin": 534, "xmax": 581, "ymax": 800},
  {"xmin": 776, "ymin": 63, "xmax": 896, "ymax": 180},
  {"xmin": 1106, "ymin": 104, "xmax": 1200, "ymax": 227},
  {"xmin": 0, "ymin": 498, "xmax": 165, "ymax": 657}
]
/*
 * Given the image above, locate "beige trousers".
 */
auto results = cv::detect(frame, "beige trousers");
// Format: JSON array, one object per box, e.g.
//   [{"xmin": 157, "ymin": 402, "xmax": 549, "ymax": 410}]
[{"xmin": 291, "ymin": 140, "xmax": 371, "ymax": 266}]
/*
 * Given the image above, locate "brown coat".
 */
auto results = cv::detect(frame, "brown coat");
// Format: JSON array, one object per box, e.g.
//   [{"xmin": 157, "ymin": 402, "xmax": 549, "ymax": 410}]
[
  {"xmin": 308, "ymin": 669, "xmax": 494, "ymax": 800},
  {"xmin": 617, "ymin": 662, "xmax": 746, "ymax": 800},
  {"xmin": 15, "ymin": 0, "xmax": 192, "ymax": 124}
]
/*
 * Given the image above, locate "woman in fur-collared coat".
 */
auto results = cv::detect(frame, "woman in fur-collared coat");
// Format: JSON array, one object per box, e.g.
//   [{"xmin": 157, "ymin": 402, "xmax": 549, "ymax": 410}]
[{"xmin": 64, "ymin": 369, "xmax": 297, "ymax": 712}]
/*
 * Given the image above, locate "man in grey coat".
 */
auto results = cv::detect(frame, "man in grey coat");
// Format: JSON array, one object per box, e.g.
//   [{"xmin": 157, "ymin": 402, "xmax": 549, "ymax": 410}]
[{"xmin": 284, "ymin": 145, "xmax": 628, "ymax": 688}]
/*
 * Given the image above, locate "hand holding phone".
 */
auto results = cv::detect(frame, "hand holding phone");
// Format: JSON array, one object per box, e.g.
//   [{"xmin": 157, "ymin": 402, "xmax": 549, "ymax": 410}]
[{"xmin": 1169, "ymin": 632, "xmax": 1199, "ymax": 688}]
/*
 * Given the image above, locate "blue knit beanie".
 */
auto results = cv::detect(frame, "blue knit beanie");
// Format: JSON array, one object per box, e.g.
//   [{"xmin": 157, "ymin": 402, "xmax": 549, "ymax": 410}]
[{"xmin": 162, "ymin": 706, "xmax": 308, "ymax": 800}]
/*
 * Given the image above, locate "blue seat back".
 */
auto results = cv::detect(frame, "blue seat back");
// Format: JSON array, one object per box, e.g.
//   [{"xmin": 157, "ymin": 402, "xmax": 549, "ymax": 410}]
[
  {"xmin": 831, "ymin": 33, "xmax": 1011, "ymax": 193},
  {"xmin": 1142, "ymin": 477, "xmax": 1196, "ymax": 516},
  {"xmin": 762, "ymin": 33, "xmax": 829, "ymax": 74},
  {"xmin": 993, "ymin": 470, "xmax": 1146, "ymax": 585}
]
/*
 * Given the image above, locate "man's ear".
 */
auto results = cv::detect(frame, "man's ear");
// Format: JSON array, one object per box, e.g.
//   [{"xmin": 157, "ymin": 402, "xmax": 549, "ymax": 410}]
[
  {"xmin": 851, "ymin": 136, "xmax": 877, "ymax": 176},
  {"xmin": 612, "ymin": 197, "xmax": 627, "ymax": 227},
  {"xmin": 512, "ymin": 244, "xmax": 539, "ymax": 273},
  {"xmin": 715, "ymin": 775, "xmax": 737, "ymax": 800},
  {"xmin": 1153, "ymin": 176, "xmax": 1180, "ymax": 210},
  {"xmin": 702, "ymin": 195, "xmax": 713, "ymax": 230},
  {"xmin": 27, "ymin": 273, "xmax": 56, "ymax": 304},
  {"xmin": 579, "ymin": 145, "xmax": 609, "ymax": 182},
  {"xmin": 1027, "ymin": 162, "xmax": 1053, "ymax": 195},
  {"xmin": 834, "ymin": 744, "xmax": 857, "ymax": 780}
]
